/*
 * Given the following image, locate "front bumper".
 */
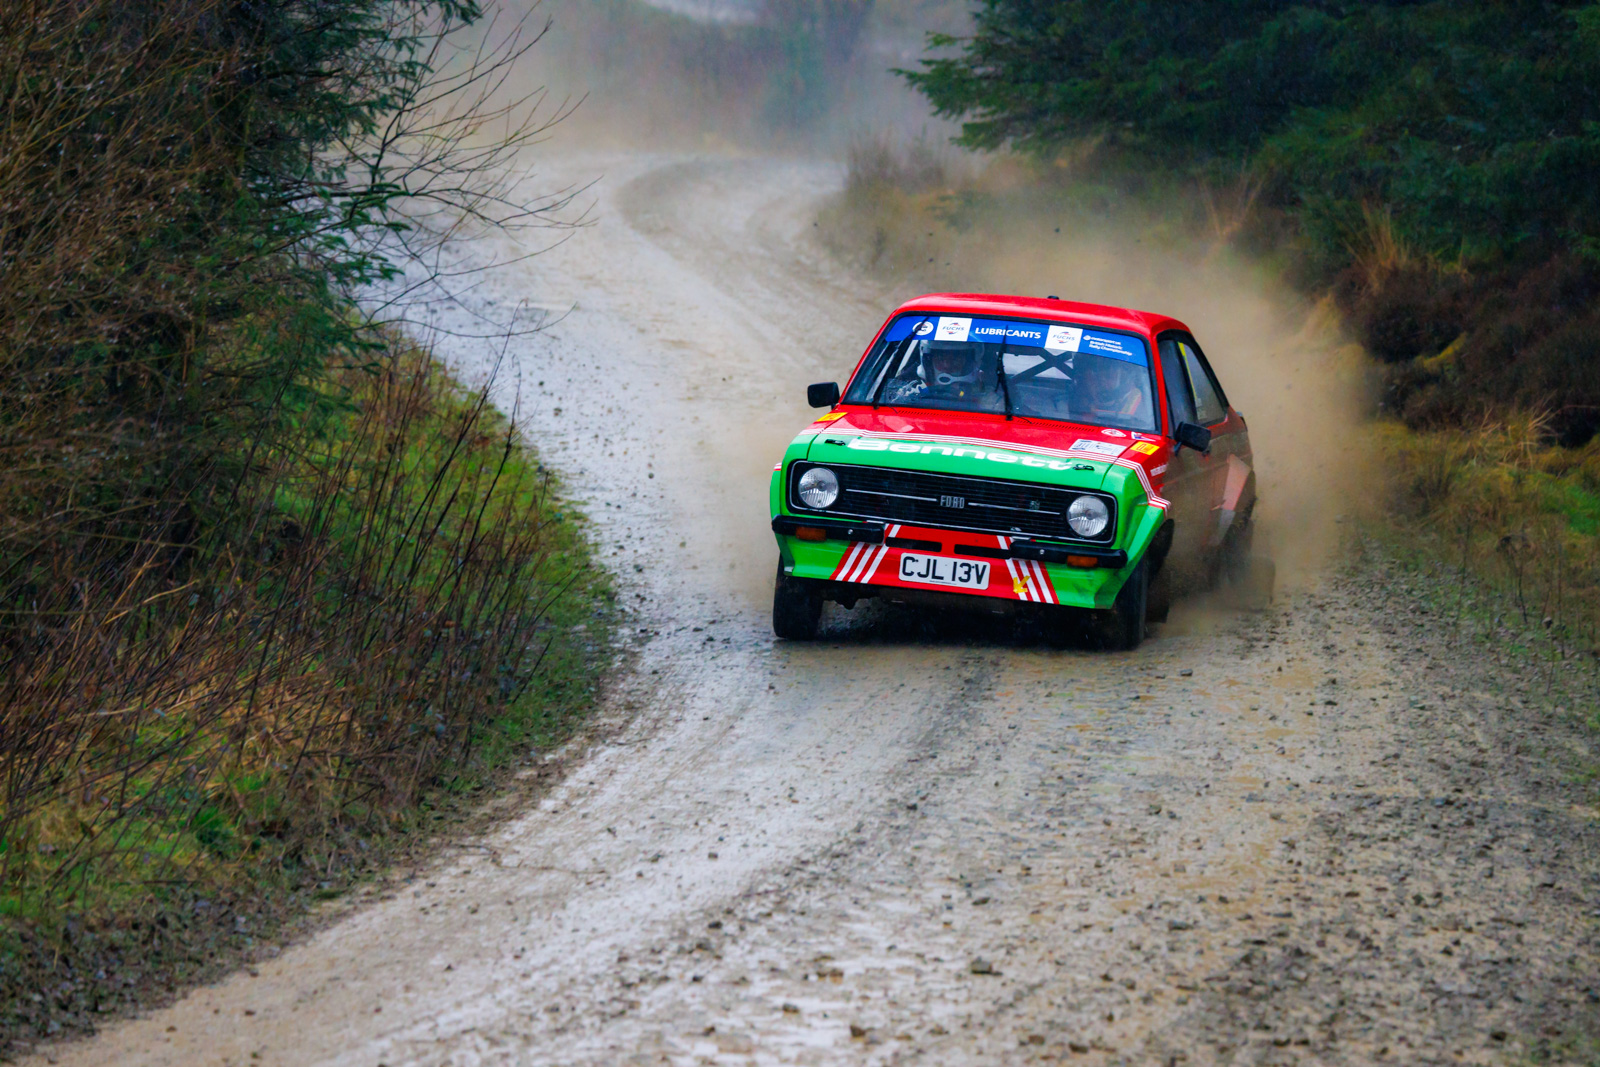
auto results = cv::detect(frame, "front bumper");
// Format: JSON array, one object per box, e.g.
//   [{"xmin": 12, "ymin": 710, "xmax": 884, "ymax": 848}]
[{"xmin": 772, "ymin": 518, "xmax": 1135, "ymax": 610}]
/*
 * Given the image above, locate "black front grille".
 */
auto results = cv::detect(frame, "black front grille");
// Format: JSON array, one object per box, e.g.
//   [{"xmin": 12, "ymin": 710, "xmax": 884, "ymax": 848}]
[{"xmin": 789, "ymin": 462, "xmax": 1115, "ymax": 544}]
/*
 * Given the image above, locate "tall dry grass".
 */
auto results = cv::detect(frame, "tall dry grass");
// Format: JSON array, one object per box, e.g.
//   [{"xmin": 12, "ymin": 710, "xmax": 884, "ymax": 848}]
[
  {"xmin": 0, "ymin": 336, "xmax": 603, "ymax": 908},
  {"xmin": 1378, "ymin": 415, "xmax": 1600, "ymax": 650}
]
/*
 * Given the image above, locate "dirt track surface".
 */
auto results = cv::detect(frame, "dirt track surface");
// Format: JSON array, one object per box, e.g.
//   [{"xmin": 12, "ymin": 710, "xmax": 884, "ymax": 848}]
[{"xmin": 31, "ymin": 155, "xmax": 1600, "ymax": 1066}]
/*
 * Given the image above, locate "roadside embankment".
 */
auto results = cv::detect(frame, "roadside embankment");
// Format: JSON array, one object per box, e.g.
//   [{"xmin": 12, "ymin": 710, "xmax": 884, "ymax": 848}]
[
  {"xmin": 0, "ymin": 336, "xmax": 615, "ymax": 1056},
  {"xmin": 0, "ymin": 0, "xmax": 610, "ymax": 1054}
]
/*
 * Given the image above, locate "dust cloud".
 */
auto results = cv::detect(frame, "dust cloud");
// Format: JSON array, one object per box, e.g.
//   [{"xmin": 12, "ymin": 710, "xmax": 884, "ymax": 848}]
[
  {"xmin": 491, "ymin": 1, "xmax": 1370, "ymax": 592},
  {"xmin": 491, "ymin": 0, "xmax": 965, "ymax": 152},
  {"xmin": 940, "ymin": 224, "xmax": 1374, "ymax": 588}
]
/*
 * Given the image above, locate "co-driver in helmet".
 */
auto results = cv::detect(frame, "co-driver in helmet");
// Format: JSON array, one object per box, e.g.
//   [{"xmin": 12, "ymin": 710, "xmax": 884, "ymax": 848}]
[{"xmin": 1076, "ymin": 355, "xmax": 1148, "ymax": 423}]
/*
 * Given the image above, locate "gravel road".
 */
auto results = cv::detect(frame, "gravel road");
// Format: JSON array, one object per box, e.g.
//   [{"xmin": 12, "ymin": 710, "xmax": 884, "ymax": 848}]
[{"xmin": 31, "ymin": 154, "xmax": 1600, "ymax": 1067}]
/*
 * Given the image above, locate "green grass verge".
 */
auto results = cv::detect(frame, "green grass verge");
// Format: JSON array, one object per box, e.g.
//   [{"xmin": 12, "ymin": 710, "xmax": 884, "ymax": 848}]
[
  {"xmin": 1375, "ymin": 418, "xmax": 1600, "ymax": 651},
  {"xmin": 0, "ymin": 346, "xmax": 616, "ymax": 1054}
]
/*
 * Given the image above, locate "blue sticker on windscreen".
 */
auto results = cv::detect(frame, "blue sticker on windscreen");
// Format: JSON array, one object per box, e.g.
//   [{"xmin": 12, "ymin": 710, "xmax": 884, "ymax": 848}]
[
  {"xmin": 882, "ymin": 315, "xmax": 935, "ymax": 342},
  {"xmin": 879, "ymin": 314, "xmax": 1147, "ymax": 366},
  {"xmin": 1078, "ymin": 329, "xmax": 1147, "ymax": 365}
]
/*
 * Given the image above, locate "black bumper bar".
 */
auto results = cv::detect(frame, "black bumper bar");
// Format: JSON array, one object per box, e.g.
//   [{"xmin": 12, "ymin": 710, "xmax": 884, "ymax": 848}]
[
  {"xmin": 1007, "ymin": 539, "xmax": 1127, "ymax": 569},
  {"xmin": 771, "ymin": 515, "xmax": 886, "ymax": 544},
  {"xmin": 773, "ymin": 516, "xmax": 1128, "ymax": 569}
]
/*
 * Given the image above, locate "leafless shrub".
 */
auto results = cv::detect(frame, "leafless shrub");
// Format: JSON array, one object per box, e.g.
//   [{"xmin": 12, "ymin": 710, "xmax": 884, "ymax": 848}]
[
  {"xmin": 1379, "ymin": 417, "xmax": 1600, "ymax": 653},
  {"xmin": 0, "ymin": 0, "xmax": 595, "ymax": 913},
  {"xmin": 0, "ymin": 335, "xmax": 597, "ymax": 900},
  {"xmin": 844, "ymin": 130, "xmax": 957, "ymax": 196}
]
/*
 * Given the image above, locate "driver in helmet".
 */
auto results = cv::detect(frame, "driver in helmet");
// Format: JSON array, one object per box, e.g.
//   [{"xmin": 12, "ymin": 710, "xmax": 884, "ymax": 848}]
[
  {"xmin": 883, "ymin": 343, "xmax": 985, "ymax": 404},
  {"xmin": 1077, "ymin": 355, "xmax": 1148, "ymax": 423}
]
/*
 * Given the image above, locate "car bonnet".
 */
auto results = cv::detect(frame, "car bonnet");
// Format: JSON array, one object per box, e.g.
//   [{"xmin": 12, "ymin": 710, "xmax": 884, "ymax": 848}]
[{"xmin": 792, "ymin": 408, "xmax": 1174, "ymax": 499}]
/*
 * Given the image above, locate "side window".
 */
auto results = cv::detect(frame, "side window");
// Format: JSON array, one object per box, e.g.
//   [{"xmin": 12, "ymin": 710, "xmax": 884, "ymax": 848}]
[
  {"xmin": 1158, "ymin": 338, "xmax": 1195, "ymax": 431},
  {"xmin": 1180, "ymin": 341, "xmax": 1227, "ymax": 425}
]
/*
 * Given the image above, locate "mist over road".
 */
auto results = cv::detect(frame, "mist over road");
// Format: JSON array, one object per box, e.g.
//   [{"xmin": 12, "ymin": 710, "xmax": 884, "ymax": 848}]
[
  {"xmin": 634, "ymin": 0, "xmax": 760, "ymax": 22},
  {"xmin": 34, "ymin": 153, "xmax": 1600, "ymax": 1067}
]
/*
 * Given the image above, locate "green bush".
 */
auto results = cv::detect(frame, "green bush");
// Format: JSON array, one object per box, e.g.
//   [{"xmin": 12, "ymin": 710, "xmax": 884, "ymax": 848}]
[
  {"xmin": 906, "ymin": 1, "xmax": 1600, "ymax": 265},
  {"xmin": 902, "ymin": 1, "xmax": 1600, "ymax": 441}
]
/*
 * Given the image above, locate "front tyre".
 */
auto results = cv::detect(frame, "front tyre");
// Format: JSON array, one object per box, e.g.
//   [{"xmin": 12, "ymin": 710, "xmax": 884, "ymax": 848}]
[
  {"xmin": 1231, "ymin": 554, "xmax": 1276, "ymax": 611},
  {"xmin": 772, "ymin": 562, "xmax": 822, "ymax": 640},
  {"xmin": 1145, "ymin": 562, "xmax": 1172, "ymax": 625},
  {"xmin": 1220, "ymin": 506, "xmax": 1274, "ymax": 610},
  {"xmin": 1217, "ymin": 502, "xmax": 1256, "ymax": 588},
  {"xmin": 1097, "ymin": 558, "xmax": 1148, "ymax": 651}
]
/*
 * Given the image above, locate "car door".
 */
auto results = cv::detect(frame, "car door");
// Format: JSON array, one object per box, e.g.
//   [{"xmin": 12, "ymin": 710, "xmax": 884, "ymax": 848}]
[
  {"xmin": 1174, "ymin": 334, "xmax": 1247, "ymax": 552},
  {"xmin": 1157, "ymin": 336, "xmax": 1211, "ymax": 566}
]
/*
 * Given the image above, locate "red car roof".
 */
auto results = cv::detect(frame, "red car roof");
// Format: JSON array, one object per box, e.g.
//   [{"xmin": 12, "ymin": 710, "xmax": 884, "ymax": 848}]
[{"xmin": 892, "ymin": 293, "xmax": 1189, "ymax": 338}]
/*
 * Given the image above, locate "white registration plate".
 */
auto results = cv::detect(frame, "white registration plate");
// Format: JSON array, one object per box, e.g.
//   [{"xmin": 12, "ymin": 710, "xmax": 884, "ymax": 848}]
[{"xmin": 897, "ymin": 553, "xmax": 991, "ymax": 590}]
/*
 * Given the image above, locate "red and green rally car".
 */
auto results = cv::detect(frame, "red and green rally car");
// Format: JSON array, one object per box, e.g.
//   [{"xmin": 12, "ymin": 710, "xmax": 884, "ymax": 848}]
[{"xmin": 769, "ymin": 293, "xmax": 1263, "ymax": 648}]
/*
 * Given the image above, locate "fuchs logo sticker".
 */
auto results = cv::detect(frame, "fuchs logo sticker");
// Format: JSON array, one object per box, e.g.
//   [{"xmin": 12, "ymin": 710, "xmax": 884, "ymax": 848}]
[
  {"xmin": 934, "ymin": 317, "xmax": 972, "ymax": 342},
  {"xmin": 939, "ymin": 494, "xmax": 966, "ymax": 509},
  {"xmin": 1045, "ymin": 325, "xmax": 1083, "ymax": 352},
  {"xmin": 1101, "ymin": 428, "xmax": 1127, "ymax": 437}
]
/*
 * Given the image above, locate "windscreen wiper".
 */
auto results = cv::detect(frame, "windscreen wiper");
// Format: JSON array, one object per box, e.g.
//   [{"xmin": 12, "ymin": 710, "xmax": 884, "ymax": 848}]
[
  {"xmin": 870, "ymin": 343, "xmax": 899, "ymax": 408},
  {"xmin": 997, "ymin": 331, "xmax": 1014, "ymax": 420}
]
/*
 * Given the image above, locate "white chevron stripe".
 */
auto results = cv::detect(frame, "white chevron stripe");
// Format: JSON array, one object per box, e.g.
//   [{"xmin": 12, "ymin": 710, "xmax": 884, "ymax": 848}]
[
  {"xmin": 864, "ymin": 528, "xmax": 900, "ymax": 583},
  {"xmin": 1030, "ymin": 559, "xmax": 1055, "ymax": 604},
  {"xmin": 846, "ymin": 545, "xmax": 875, "ymax": 583},
  {"xmin": 861, "ymin": 545, "xmax": 890, "ymax": 583},
  {"xmin": 1004, "ymin": 557, "xmax": 1034, "ymax": 602}
]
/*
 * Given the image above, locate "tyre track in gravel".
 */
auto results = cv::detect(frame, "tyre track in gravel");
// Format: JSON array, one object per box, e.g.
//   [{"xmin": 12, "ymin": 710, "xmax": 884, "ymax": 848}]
[{"xmin": 30, "ymin": 153, "xmax": 1600, "ymax": 1067}]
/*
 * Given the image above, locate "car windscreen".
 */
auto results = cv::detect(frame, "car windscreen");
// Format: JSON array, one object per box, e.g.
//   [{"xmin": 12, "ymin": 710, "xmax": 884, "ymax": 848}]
[{"xmin": 842, "ymin": 313, "xmax": 1159, "ymax": 434}]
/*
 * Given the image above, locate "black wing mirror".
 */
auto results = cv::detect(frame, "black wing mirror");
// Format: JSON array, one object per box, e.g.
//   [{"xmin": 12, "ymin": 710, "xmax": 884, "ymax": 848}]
[
  {"xmin": 1174, "ymin": 421, "xmax": 1212, "ymax": 455},
  {"xmin": 807, "ymin": 381, "xmax": 841, "ymax": 408}
]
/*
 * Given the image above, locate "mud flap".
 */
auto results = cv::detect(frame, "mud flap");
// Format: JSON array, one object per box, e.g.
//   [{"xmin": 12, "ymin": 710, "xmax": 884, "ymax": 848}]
[
  {"xmin": 1223, "ymin": 554, "xmax": 1276, "ymax": 611},
  {"xmin": 1097, "ymin": 558, "xmax": 1147, "ymax": 650},
  {"xmin": 1146, "ymin": 564, "xmax": 1172, "ymax": 624},
  {"xmin": 772, "ymin": 561, "xmax": 822, "ymax": 640}
]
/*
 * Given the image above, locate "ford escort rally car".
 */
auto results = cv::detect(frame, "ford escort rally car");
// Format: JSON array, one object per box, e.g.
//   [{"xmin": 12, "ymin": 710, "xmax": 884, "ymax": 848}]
[{"xmin": 769, "ymin": 293, "xmax": 1266, "ymax": 648}]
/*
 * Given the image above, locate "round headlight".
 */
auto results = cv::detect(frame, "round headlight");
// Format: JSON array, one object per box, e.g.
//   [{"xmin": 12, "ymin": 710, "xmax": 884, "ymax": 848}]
[
  {"xmin": 1067, "ymin": 495, "xmax": 1110, "ymax": 538},
  {"xmin": 797, "ymin": 467, "xmax": 840, "ymax": 509}
]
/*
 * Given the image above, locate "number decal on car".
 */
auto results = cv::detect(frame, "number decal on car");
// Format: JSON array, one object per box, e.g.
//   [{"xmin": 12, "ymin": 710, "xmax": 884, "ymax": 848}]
[{"xmin": 897, "ymin": 553, "xmax": 991, "ymax": 590}]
